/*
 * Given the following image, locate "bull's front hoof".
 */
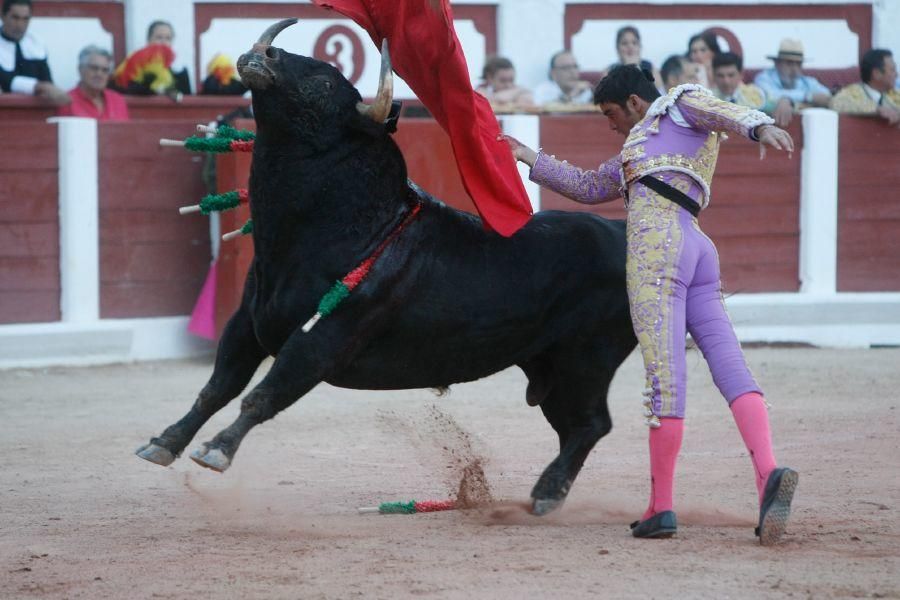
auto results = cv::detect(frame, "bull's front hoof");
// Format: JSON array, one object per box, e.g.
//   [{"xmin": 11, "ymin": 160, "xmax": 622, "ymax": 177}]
[
  {"xmin": 135, "ymin": 443, "xmax": 176, "ymax": 466},
  {"xmin": 189, "ymin": 444, "xmax": 231, "ymax": 472},
  {"xmin": 531, "ymin": 497, "xmax": 565, "ymax": 516}
]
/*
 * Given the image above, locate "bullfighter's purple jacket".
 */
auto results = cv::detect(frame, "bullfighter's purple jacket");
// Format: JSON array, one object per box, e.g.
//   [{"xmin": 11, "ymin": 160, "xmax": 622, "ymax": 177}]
[{"xmin": 529, "ymin": 84, "xmax": 775, "ymax": 210}]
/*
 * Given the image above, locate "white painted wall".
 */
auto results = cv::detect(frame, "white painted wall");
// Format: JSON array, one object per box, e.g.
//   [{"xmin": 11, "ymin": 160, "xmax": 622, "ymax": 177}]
[{"xmin": 47, "ymin": 117, "xmax": 100, "ymax": 324}]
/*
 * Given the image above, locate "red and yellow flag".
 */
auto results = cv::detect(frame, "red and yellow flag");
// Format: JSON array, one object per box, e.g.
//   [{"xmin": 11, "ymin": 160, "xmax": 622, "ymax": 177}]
[{"xmin": 113, "ymin": 43, "xmax": 175, "ymax": 93}]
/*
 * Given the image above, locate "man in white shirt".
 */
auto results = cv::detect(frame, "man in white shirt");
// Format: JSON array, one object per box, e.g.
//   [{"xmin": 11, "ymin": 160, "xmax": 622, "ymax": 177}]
[
  {"xmin": 753, "ymin": 38, "xmax": 830, "ymax": 127},
  {"xmin": 533, "ymin": 50, "xmax": 593, "ymax": 107}
]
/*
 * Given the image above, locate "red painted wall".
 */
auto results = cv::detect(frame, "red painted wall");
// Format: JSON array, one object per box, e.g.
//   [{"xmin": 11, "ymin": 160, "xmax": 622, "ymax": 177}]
[
  {"xmin": 98, "ymin": 121, "xmax": 211, "ymax": 318},
  {"xmin": 837, "ymin": 116, "xmax": 900, "ymax": 292},
  {"xmin": 0, "ymin": 112, "xmax": 895, "ymax": 328},
  {"xmin": 0, "ymin": 123, "xmax": 60, "ymax": 324}
]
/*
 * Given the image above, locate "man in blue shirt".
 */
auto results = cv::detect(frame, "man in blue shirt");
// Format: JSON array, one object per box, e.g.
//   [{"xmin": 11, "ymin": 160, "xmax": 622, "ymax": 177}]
[{"xmin": 754, "ymin": 38, "xmax": 831, "ymax": 127}]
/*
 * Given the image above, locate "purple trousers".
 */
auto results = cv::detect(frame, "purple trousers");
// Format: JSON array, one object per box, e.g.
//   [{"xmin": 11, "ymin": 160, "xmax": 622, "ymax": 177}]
[{"xmin": 626, "ymin": 174, "xmax": 762, "ymax": 420}]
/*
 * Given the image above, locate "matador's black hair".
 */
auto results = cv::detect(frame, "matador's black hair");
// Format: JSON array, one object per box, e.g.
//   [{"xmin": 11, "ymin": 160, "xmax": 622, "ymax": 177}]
[{"xmin": 593, "ymin": 64, "xmax": 660, "ymax": 108}]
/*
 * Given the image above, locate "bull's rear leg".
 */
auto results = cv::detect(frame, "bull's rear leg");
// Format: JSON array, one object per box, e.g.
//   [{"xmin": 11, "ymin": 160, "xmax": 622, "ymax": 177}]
[
  {"xmin": 531, "ymin": 372, "xmax": 613, "ymax": 516},
  {"xmin": 189, "ymin": 320, "xmax": 361, "ymax": 472},
  {"xmin": 136, "ymin": 305, "xmax": 267, "ymax": 466}
]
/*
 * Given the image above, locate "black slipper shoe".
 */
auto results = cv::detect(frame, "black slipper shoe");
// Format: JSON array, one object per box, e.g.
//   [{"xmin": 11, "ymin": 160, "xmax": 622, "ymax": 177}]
[
  {"xmin": 630, "ymin": 510, "xmax": 677, "ymax": 538},
  {"xmin": 755, "ymin": 467, "xmax": 799, "ymax": 545}
]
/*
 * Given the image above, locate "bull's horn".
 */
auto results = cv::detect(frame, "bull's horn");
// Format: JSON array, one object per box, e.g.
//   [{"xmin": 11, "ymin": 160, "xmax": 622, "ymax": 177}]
[
  {"xmin": 257, "ymin": 18, "xmax": 298, "ymax": 46},
  {"xmin": 356, "ymin": 39, "xmax": 394, "ymax": 123}
]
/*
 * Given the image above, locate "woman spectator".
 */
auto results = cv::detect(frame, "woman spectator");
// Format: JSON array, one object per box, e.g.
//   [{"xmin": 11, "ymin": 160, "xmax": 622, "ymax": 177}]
[
  {"xmin": 606, "ymin": 26, "xmax": 660, "ymax": 88},
  {"xmin": 475, "ymin": 55, "xmax": 534, "ymax": 109},
  {"xmin": 110, "ymin": 20, "xmax": 191, "ymax": 99},
  {"xmin": 613, "ymin": 26, "xmax": 653, "ymax": 72},
  {"xmin": 687, "ymin": 31, "xmax": 721, "ymax": 90}
]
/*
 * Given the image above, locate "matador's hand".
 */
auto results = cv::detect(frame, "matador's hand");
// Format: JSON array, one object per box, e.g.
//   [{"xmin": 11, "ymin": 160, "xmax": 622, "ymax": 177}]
[
  {"xmin": 757, "ymin": 125, "xmax": 795, "ymax": 160},
  {"xmin": 497, "ymin": 133, "xmax": 538, "ymax": 167}
]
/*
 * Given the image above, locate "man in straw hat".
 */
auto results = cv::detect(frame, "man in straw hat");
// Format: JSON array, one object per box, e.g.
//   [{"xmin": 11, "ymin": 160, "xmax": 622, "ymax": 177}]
[{"xmin": 754, "ymin": 38, "xmax": 831, "ymax": 127}]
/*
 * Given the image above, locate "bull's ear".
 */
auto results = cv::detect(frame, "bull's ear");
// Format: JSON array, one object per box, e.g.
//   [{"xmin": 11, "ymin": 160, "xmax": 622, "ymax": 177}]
[
  {"xmin": 348, "ymin": 108, "xmax": 389, "ymax": 137},
  {"xmin": 383, "ymin": 100, "xmax": 402, "ymax": 133}
]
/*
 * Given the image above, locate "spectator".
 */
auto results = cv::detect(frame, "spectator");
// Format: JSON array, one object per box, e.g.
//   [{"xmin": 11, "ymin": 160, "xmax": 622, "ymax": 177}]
[
  {"xmin": 713, "ymin": 52, "xmax": 767, "ymax": 111},
  {"xmin": 687, "ymin": 31, "xmax": 721, "ymax": 90},
  {"xmin": 475, "ymin": 55, "xmax": 533, "ymax": 108},
  {"xmin": 612, "ymin": 25, "xmax": 653, "ymax": 72},
  {"xmin": 200, "ymin": 53, "xmax": 246, "ymax": 95},
  {"xmin": 57, "ymin": 45, "xmax": 128, "ymax": 121},
  {"xmin": 606, "ymin": 25, "xmax": 660, "ymax": 86},
  {"xmin": 660, "ymin": 54, "xmax": 701, "ymax": 92},
  {"xmin": 0, "ymin": 0, "xmax": 68, "ymax": 104},
  {"xmin": 830, "ymin": 49, "xmax": 899, "ymax": 127},
  {"xmin": 111, "ymin": 20, "xmax": 191, "ymax": 99},
  {"xmin": 533, "ymin": 50, "xmax": 593, "ymax": 106},
  {"xmin": 754, "ymin": 38, "xmax": 831, "ymax": 127}
]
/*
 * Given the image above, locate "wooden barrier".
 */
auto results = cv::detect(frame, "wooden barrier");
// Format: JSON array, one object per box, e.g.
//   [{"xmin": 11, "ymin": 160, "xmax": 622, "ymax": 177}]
[
  {"xmin": 836, "ymin": 115, "xmax": 900, "ymax": 292},
  {"xmin": 0, "ymin": 113, "xmax": 895, "ymax": 331},
  {"xmin": 98, "ymin": 121, "xmax": 211, "ymax": 318},
  {"xmin": 0, "ymin": 122, "xmax": 60, "ymax": 324},
  {"xmin": 0, "ymin": 95, "xmax": 251, "ymax": 124}
]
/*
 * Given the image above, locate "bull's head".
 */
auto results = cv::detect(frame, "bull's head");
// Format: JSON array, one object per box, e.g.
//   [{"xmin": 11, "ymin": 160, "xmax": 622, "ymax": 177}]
[{"xmin": 237, "ymin": 19, "xmax": 394, "ymax": 141}]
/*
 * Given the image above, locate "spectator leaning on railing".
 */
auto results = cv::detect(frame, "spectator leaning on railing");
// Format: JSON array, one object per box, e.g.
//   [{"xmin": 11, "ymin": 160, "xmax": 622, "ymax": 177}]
[
  {"xmin": 754, "ymin": 38, "xmax": 831, "ymax": 128},
  {"xmin": 57, "ymin": 45, "xmax": 129, "ymax": 121},
  {"xmin": 830, "ymin": 48, "xmax": 900, "ymax": 127},
  {"xmin": 0, "ymin": 0, "xmax": 68, "ymax": 104},
  {"xmin": 475, "ymin": 55, "xmax": 534, "ymax": 109}
]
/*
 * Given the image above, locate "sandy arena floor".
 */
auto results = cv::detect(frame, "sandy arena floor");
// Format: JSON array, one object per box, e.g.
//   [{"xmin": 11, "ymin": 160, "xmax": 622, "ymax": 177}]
[{"xmin": 1, "ymin": 347, "xmax": 899, "ymax": 599}]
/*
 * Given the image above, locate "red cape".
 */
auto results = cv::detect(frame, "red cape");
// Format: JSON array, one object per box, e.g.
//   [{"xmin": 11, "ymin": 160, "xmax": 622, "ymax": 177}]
[{"xmin": 313, "ymin": 0, "xmax": 533, "ymax": 237}]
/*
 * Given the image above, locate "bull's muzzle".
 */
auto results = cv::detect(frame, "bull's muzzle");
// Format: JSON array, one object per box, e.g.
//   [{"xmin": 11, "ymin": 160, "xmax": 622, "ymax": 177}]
[{"xmin": 237, "ymin": 18, "xmax": 299, "ymax": 89}]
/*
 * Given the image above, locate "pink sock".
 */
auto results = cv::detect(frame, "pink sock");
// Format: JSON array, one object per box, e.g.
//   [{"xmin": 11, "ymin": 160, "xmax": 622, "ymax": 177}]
[
  {"xmin": 642, "ymin": 417, "xmax": 684, "ymax": 520},
  {"xmin": 730, "ymin": 392, "xmax": 778, "ymax": 503}
]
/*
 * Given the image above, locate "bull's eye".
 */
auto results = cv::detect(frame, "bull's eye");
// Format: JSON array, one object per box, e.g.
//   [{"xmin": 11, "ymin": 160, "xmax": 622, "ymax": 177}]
[
  {"xmin": 265, "ymin": 47, "xmax": 278, "ymax": 59},
  {"xmin": 323, "ymin": 80, "xmax": 333, "ymax": 90}
]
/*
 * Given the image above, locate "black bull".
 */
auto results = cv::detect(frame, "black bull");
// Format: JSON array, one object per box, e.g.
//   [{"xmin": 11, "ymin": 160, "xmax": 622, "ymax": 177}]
[{"xmin": 136, "ymin": 19, "xmax": 637, "ymax": 515}]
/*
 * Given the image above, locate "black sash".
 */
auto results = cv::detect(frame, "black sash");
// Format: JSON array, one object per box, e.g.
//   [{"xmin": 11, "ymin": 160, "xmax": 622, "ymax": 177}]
[{"xmin": 637, "ymin": 175, "xmax": 700, "ymax": 218}]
